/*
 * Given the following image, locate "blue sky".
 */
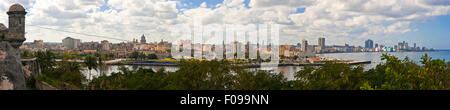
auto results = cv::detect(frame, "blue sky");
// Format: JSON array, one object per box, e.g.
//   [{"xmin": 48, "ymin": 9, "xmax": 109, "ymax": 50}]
[
  {"xmin": 175, "ymin": 0, "xmax": 250, "ymax": 9},
  {"xmin": 173, "ymin": 0, "xmax": 450, "ymax": 49},
  {"xmin": 2, "ymin": 0, "xmax": 449, "ymax": 49},
  {"xmin": 403, "ymin": 15, "xmax": 450, "ymax": 50}
]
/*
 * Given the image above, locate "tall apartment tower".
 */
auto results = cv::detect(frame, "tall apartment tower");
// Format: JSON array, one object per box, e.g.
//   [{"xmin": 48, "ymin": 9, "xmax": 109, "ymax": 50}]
[
  {"xmin": 318, "ymin": 37, "xmax": 325, "ymax": 47},
  {"xmin": 301, "ymin": 40, "xmax": 308, "ymax": 52},
  {"xmin": 365, "ymin": 39, "xmax": 374, "ymax": 49}
]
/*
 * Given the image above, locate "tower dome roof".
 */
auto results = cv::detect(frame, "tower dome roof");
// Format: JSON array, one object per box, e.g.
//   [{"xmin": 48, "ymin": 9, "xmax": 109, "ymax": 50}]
[
  {"xmin": 0, "ymin": 23, "xmax": 7, "ymax": 31},
  {"xmin": 8, "ymin": 3, "xmax": 26, "ymax": 12}
]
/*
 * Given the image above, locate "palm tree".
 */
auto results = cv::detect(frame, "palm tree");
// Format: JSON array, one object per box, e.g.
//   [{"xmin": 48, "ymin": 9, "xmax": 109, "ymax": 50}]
[
  {"xmin": 130, "ymin": 51, "xmax": 139, "ymax": 61},
  {"xmin": 139, "ymin": 52, "xmax": 146, "ymax": 60},
  {"xmin": 84, "ymin": 55, "xmax": 98, "ymax": 81}
]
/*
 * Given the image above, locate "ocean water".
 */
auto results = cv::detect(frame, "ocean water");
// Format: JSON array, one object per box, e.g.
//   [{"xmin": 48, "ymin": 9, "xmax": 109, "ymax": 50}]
[{"xmin": 317, "ymin": 51, "xmax": 450, "ymax": 69}]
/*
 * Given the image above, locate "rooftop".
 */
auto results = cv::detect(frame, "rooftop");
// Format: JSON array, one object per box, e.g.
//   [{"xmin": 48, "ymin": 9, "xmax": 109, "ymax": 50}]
[{"xmin": 8, "ymin": 3, "xmax": 26, "ymax": 12}]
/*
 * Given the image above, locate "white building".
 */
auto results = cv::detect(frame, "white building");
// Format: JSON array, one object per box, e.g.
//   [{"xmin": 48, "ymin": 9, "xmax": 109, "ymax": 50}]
[{"xmin": 62, "ymin": 37, "xmax": 81, "ymax": 49}]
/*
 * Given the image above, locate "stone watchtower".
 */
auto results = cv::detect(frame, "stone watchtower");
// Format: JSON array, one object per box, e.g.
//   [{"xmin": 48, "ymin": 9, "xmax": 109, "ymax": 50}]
[
  {"xmin": 0, "ymin": 4, "xmax": 27, "ymax": 90},
  {"xmin": 6, "ymin": 4, "xmax": 27, "ymax": 48}
]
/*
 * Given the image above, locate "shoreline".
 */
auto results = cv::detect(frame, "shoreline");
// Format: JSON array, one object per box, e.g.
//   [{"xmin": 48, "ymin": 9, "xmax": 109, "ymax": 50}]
[
  {"xmin": 106, "ymin": 60, "xmax": 372, "ymax": 68},
  {"xmin": 316, "ymin": 51, "xmax": 439, "ymax": 55}
]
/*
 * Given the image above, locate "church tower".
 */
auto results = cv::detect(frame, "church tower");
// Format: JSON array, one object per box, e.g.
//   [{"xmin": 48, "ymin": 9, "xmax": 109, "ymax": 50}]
[
  {"xmin": 6, "ymin": 3, "xmax": 27, "ymax": 49},
  {"xmin": 140, "ymin": 34, "xmax": 146, "ymax": 44}
]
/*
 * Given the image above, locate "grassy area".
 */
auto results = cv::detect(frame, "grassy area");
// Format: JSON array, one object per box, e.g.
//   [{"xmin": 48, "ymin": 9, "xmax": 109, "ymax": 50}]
[
  {"xmin": 35, "ymin": 75, "xmax": 62, "ymax": 89},
  {"xmin": 121, "ymin": 58, "xmax": 180, "ymax": 63},
  {"xmin": 148, "ymin": 58, "xmax": 180, "ymax": 63}
]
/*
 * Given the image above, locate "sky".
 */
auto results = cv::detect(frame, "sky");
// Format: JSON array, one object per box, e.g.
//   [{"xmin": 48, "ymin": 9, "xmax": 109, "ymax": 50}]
[{"xmin": 0, "ymin": 0, "xmax": 449, "ymax": 49}]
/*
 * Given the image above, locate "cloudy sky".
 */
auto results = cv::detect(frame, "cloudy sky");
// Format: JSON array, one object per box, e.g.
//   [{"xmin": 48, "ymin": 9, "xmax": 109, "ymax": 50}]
[{"xmin": 0, "ymin": 0, "xmax": 449, "ymax": 49}]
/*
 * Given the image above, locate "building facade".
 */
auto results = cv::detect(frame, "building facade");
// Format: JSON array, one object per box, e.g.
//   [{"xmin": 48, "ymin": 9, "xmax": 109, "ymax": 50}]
[
  {"xmin": 365, "ymin": 39, "xmax": 373, "ymax": 49},
  {"xmin": 318, "ymin": 37, "xmax": 325, "ymax": 47},
  {"xmin": 140, "ymin": 34, "xmax": 146, "ymax": 44},
  {"xmin": 301, "ymin": 40, "xmax": 308, "ymax": 52},
  {"xmin": 62, "ymin": 37, "xmax": 81, "ymax": 49},
  {"xmin": 101, "ymin": 40, "xmax": 110, "ymax": 51}
]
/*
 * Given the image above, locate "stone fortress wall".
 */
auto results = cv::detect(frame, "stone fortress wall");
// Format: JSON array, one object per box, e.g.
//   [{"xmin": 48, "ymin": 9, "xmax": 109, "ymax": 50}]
[{"xmin": 0, "ymin": 4, "xmax": 28, "ymax": 90}]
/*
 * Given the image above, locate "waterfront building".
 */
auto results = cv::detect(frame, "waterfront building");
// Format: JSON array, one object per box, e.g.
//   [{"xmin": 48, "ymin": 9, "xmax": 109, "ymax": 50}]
[
  {"xmin": 301, "ymin": 40, "xmax": 308, "ymax": 52},
  {"xmin": 365, "ymin": 39, "xmax": 374, "ymax": 49},
  {"xmin": 318, "ymin": 37, "xmax": 325, "ymax": 47},
  {"xmin": 280, "ymin": 45, "xmax": 292, "ymax": 57},
  {"xmin": 62, "ymin": 37, "xmax": 81, "ymax": 49},
  {"xmin": 81, "ymin": 41, "xmax": 100, "ymax": 50}
]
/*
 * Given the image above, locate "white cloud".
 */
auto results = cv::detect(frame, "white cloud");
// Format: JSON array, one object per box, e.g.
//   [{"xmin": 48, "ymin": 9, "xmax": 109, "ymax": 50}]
[
  {"xmin": 287, "ymin": 0, "xmax": 450, "ymax": 45},
  {"xmin": 0, "ymin": 0, "xmax": 448, "ymax": 46}
]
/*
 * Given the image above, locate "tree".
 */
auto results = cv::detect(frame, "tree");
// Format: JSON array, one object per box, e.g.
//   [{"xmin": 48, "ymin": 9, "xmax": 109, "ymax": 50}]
[
  {"xmin": 129, "ymin": 51, "xmax": 139, "ymax": 61},
  {"xmin": 35, "ymin": 51, "xmax": 56, "ymax": 74},
  {"xmin": 98, "ymin": 53, "xmax": 106, "ymax": 65},
  {"xmin": 293, "ymin": 53, "xmax": 450, "ymax": 90},
  {"xmin": 233, "ymin": 69, "xmax": 287, "ymax": 90},
  {"xmin": 139, "ymin": 52, "xmax": 146, "ymax": 60},
  {"xmin": 165, "ymin": 60, "xmax": 234, "ymax": 90},
  {"xmin": 108, "ymin": 53, "xmax": 115, "ymax": 59},
  {"xmin": 84, "ymin": 55, "xmax": 98, "ymax": 81},
  {"xmin": 85, "ymin": 53, "xmax": 449, "ymax": 90},
  {"xmin": 294, "ymin": 62, "xmax": 365, "ymax": 90},
  {"xmin": 34, "ymin": 51, "xmax": 85, "ymax": 89},
  {"xmin": 147, "ymin": 53, "xmax": 158, "ymax": 59},
  {"xmin": 21, "ymin": 50, "xmax": 33, "ymax": 58}
]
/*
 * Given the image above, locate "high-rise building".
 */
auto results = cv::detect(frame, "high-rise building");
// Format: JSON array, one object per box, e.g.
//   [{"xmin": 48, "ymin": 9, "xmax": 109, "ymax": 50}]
[
  {"xmin": 405, "ymin": 43, "xmax": 409, "ymax": 50},
  {"xmin": 365, "ymin": 39, "xmax": 373, "ymax": 49},
  {"xmin": 318, "ymin": 37, "xmax": 325, "ymax": 47},
  {"xmin": 397, "ymin": 41, "xmax": 410, "ymax": 50},
  {"xmin": 301, "ymin": 40, "xmax": 308, "ymax": 52},
  {"xmin": 62, "ymin": 37, "xmax": 81, "ymax": 49},
  {"xmin": 140, "ymin": 34, "xmax": 146, "ymax": 44}
]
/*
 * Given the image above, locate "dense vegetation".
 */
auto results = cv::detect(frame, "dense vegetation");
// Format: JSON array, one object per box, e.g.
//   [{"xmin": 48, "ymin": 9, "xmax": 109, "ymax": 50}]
[
  {"xmin": 88, "ymin": 53, "xmax": 449, "ymax": 90},
  {"xmin": 27, "ymin": 50, "xmax": 450, "ymax": 90},
  {"xmin": 89, "ymin": 60, "xmax": 286, "ymax": 90},
  {"xmin": 295, "ymin": 54, "xmax": 449, "ymax": 90},
  {"xmin": 32, "ymin": 51, "xmax": 86, "ymax": 89},
  {"xmin": 128, "ymin": 51, "xmax": 158, "ymax": 60}
]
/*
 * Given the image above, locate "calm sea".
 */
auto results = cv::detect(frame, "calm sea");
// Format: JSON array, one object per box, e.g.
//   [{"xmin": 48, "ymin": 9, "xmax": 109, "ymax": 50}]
[
  {"xmin": 317, "ymin": 51, "xmax": 450, "ymax": 69},
  {"xmin": 82, "ymin": 51, "xmax": 450, "ymax": 80}
]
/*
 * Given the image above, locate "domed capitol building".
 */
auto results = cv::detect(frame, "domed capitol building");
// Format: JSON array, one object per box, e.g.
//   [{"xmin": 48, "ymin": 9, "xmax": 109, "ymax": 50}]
[{"xmin": 0, "ymin": 3, "xmax": 28, "ymax": 90}]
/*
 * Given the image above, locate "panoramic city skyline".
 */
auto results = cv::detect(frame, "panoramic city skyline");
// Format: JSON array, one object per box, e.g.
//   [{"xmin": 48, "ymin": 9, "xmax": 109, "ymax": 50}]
[
  {"xmin": 0, "ymin": 0, "xmax": 449, "ymax": 49},
  {"xmin": 2, "ymin": 1, "xmax": 450, "ymax": 105}
]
